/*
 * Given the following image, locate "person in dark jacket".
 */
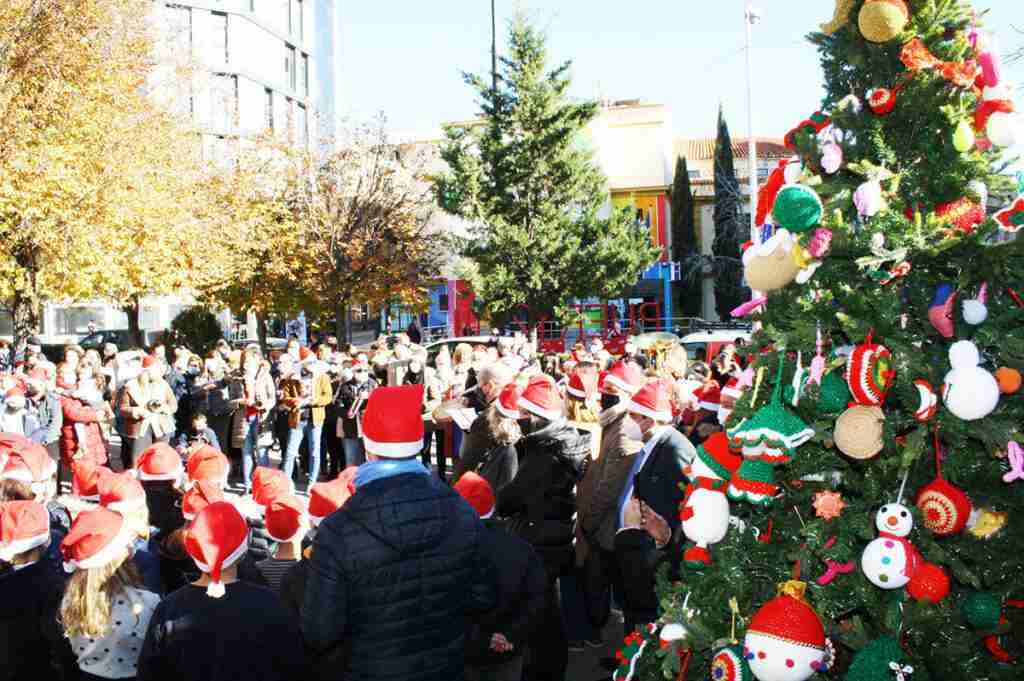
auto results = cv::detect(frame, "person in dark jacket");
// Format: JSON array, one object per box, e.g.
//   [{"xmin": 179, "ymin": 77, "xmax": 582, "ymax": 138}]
[
  {"xmin": 0, "ymin": 500, "xmax": 77, "ymax": 681},
  {"xmin": 614, "ymin": 379, "xmax": 694, "ymax": 634},
  {"xmin": 496, "ymin": 376, "xmax": 589, "ymax": 681},
  {"xmin": 452, "ymin": 382, "xmax": 522, "ymax": 494},
  {"xmin": 171, "ymin": 411, "xmax": 221, "ymax": 455},
  {"xmin": 138, "ymin": 502, "xmax": 305, "ymax": 681},
  {"xmin": 455, "ymin": 474, "xmax": 546, "ymax": 681},
  {"xmin": 25, "ymin": 375, "xmax": 63, "ymax": 453},
  {"xmin": 302, "ymin": 386, "xmax": 497, "ymax": 681},
  {"xmin": 335, "ymin": 366, "xmax": 377, "ymax": 467}
]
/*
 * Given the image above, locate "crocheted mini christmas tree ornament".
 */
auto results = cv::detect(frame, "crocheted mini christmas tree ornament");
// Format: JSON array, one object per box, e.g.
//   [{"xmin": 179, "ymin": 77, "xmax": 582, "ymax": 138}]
[
  {"xmin": 727, "ymin": 458, "xmax": 779, "ymax": 507},
  {"xmin": 727, "ymin": 357, "xmax": 815, "ymax": 463}
]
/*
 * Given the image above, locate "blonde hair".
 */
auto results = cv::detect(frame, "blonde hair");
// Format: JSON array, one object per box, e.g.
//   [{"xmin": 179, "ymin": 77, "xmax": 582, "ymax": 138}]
[
  {"xmin": 453, "ymin": 343, "xmax": 473, "ymax": 366},
  {"xmin": 566, "ymin": 395, "xmax": 598, "ymax": 424},
  {"xmin": 60, "ymin": 554, "xmax": 141, "ymax": 639},
  {"xmin": 486, "ymin": 407, "xmax": 521, "ymax": 446}
]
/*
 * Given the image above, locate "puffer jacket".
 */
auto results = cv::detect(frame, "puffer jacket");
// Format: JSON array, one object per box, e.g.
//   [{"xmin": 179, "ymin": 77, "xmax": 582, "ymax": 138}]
[
  {"xmin": 302, "ymin": 473, "xmax": 497, "ymax": 681},
  {"xmin": 497, "ymin": 419, "xmax": 590, "ymax": 577},
  {"xmin": 577, "ymin": 404, "xmax": 643, "ymax": 551}
]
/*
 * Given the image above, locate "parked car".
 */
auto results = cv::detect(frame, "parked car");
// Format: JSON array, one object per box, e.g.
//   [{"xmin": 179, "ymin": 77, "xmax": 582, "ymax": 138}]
[
  {"xmin": 679, "ymin": 328, "xmax": 752, "ymax": 365},
  {"xmin": 424, "ymin": 336, "xmax": 495, "ymax": 366},
  {"xmin": 230, "ymin": 336, "xmax": 288, "ymax": 352}
]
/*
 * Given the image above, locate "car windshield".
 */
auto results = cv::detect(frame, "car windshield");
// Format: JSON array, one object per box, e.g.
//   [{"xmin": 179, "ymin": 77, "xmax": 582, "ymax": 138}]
[{"xmin": 79, "ymin": 332, "xmax": 105, "ymax": 346}]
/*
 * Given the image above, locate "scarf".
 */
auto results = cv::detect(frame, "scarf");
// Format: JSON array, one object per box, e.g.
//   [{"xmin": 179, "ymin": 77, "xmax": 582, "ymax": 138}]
[{"xmin": 355, "ymin": 459, "xmax": 430, "ymax": 489}]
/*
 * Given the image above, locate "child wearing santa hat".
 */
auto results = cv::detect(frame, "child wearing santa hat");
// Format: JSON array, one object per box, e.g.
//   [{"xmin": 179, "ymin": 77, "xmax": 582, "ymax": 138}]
[
  {"xmin": 254, "ymin": 494, "xmax": 308, "ymax": 596},
  {"xmin": 137, "ymin": 501, "xmax": 307, "ymax": 681},
  {"xmin": 59, "ymin": 506, "xmax": 161, "ymax": 679},
  {"xmin": 0, "ymin": 500, "xmax": 77, "ymax": 678}
]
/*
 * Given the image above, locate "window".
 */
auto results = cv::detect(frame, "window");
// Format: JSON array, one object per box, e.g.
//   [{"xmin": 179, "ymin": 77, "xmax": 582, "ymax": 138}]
[
  {"xmin": 265, "ymin": 88, "xmax": 274, "ymax": 130},
  {"xmin": 297, "ymin": 0, "xmax": 304, "ymax": 39},
  {"xmin": 289, "ymin": 0, "xmax": 303, "ymax": 38},
  {"xmin": 286, "ymin": 97, "xmax": 294, "ymax": 143},
  {"xmin": 285, "ymin": 44, "xmax": 296, "ymax": 91},
  {"xmin": 249, "ymin": 0, "xmax": 255, "ymax": 11},
  {"xmin": 210, "ymin": 74, "xmax": 237, "ymax": 131},
  {"xmin": 297, "ymin": 103, "xmax": 308, "ymax": 146},
  {"xmin": 300, "ymin": 54, "xmax": 309, "ymax": 97},
  {"xmin": 54, "ymin": 308, "xmax": 106, "ymax": 336},
  {"xmin": 211, "ymin": 12, "xmax": 228, "ymax": 65},
  {"xmin": 757, "ymin": 166, "xmax": 770, "ymax": 180},
  {"xmin": 140, "ymin": 307, "xmax": 161, "ymax": 331},
  {"xmin": 687, "ymin": 170, "xmax": 701, "ymax": 179}
]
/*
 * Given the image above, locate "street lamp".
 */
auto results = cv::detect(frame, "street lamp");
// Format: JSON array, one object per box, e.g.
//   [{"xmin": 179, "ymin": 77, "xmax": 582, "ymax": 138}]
[{"xmin": 745, "ymin": 3, "xmax": 761, "ymax": 244}]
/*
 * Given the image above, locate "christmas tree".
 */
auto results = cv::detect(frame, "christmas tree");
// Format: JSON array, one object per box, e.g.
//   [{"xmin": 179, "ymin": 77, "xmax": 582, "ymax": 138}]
[{"xmin": 620, "ymin": 2, "xmax": 1024, "ymax": 680}]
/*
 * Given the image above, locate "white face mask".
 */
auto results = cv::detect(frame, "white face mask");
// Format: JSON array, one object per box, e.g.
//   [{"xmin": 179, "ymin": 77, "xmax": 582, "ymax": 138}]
[
  {"xmin": 622, "ymin": 416, "xmax": 643, "ymax": 443},
  {"xmin": 717, "ymin": 407, "xmax": 732, "ymax": 426}
]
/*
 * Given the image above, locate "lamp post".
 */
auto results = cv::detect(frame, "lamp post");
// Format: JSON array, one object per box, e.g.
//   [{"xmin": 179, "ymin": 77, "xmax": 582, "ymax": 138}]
[
  {"xmin": 744, "ymin": 3, "xmax": 761, "ymax": 244},
  {"xmin": 491, "ymin": 0, "xmax": 497, "ymax": 94}
]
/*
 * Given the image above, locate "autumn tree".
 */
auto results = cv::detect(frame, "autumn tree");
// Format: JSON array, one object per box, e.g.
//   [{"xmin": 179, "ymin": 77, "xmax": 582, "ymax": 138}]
[{"xmin": 290, "ymin": 120, "xmax": 447, "ymax": 342}]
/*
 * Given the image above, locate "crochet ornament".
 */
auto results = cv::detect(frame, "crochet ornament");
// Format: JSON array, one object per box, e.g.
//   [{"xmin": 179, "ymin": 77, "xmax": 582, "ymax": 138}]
[
  {"xmin": 935, "ymin": 198, "xmax": 986, "ymax": 235},
  {"xmin": 834, "ymin": 406, "xmax": 885, "ymax": 460},
  {"xmin": 906, "ymin": 561, "xmax": 951, "ymax": 604},
  {"xmin": 773, "ymin": 185, "xmax": 823, "ymax": 234},
  {"xmin": 911, "ymin": 380, "xmax": 938, "ymax": 422},
  {"xmin": 928, "ymin": 284, "xmax": 957, "ymax": 339},
  {"xmin": 868, "ymin": 88, "xmax": 896, "ymax": 115},
  {"xmin": 858, "ymin": 0, "xmax": 909, "ymax": 43},
  {"xmin": 681, "ymin": 433, "xmax": 741, "ymax": 568},
  {"xmin": 953, "ymin": 119, "xmax": 976, "ymax": 152},
  {"xmin": 727, "ymin": 360, "xmax": 815, "ymax": 507},
  {"xmin": 816, "ymin": 371, "xmax": 851, "ymax": 415},
  {"xmin": 962, "ymin": 592, "xmax": 1003, "ymax": 630},
  {"xmin": 820, "ymin": 143, "xmax": 843, "ymax": 175},
  {"xmin": 784, "ymin": 113, "xmax": 831, "ymax": 150},
  {"xmin": 612, "ymin": 625, "xmax": 657, "ymax": 681},
  {"xmin": 943, "ymin": 340, "xmax": 999, "ymax": 421},
  {"xmin": 994, "ymin": 367, "xmax": 1022, "ymax": 394},
  {"xmin": 854, "ymin": 180, "xmax": 885, "ymax": 218},
  {"xmin": 712, "ymin": 644, "xmax": 753, "ymax": 681},
  {"xmin": 860, "ymin": 502, "xmax": 922, "ymax": 589},
  {"xmin": 843, "ymin": 636, "xmax": 910, "ymax": 681},
  {"xmin": 916, "ymin": 432, "xmax": 972, "ymax": 537},
  {"xmin": 962, "ymin": 283, "xmax": 988, "ymax": 326},
  {"xmin": 743, "ymin": 581, "xmax": 827, "ymax": 681},
  {"xmin": 743, "ymin": 230, "xmax": 802, "ymax": 292},
  {"xmin": 994, "ymin": 195, "xmax": 1024, "ymax": 233},
  {"xmin": 845, "ymin": 333, "xmax": 895, "ymax": 406},
  {"xmin": 820, "ymin": 0, "xmax": 856, "ymax": 35}
]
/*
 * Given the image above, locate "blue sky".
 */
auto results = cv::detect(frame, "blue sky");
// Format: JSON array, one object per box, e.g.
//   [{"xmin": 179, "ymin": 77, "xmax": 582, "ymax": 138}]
[{"xmin": 339, "ymin": 0, "xmax": 1024, "ymax": 142}]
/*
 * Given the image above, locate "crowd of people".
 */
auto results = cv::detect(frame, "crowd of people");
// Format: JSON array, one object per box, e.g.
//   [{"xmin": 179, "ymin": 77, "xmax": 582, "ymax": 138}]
[{"xmin": 0, "ymin": 327, "xmax": 749, "ymax": 681}]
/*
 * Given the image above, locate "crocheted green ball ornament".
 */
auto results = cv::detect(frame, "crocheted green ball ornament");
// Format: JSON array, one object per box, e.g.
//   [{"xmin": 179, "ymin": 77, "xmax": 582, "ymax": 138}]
[
  {"xmin": 772, "ymin": 184, "xmax": 823, "ymax": 233},
  {"xmin": 844, "ymin": 636, "xmax": 907, "ymax": 681},
  {"xmin": 817, "ymin": 371, "xmax": 851, "ymax": 415},
  {"xmin": 962, "ymin": 592, "xmax": 1002, "ymax": 630}
]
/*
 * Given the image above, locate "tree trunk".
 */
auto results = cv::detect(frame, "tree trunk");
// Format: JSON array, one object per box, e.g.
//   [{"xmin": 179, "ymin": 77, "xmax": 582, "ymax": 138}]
[
  {"xmin": 124, "ymin": 297, "xmax": 144, "ymax": 348},
  {"xmin": 11, "ymin": 289, "xmax": 40, "ymax": 355},
  {"xmin": 255, "ymin": 311, "xmax": 268, "ymax": 355},
  {"xmin": 334, "ymin": 298, "xmax": 347, "ymax": 344}
]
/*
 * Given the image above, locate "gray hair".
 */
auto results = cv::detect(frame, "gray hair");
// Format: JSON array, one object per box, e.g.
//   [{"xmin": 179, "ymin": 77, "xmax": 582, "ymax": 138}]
[{"xmin": 479, "ymin": 362, "xmax": 514, "ymax": 387}]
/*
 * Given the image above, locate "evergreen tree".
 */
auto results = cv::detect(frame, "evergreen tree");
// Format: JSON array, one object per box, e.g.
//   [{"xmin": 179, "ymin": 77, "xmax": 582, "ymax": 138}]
[
  {"xmin": 622, "ymin": 3, "xmax": 1024, "ymax": 681},
  {"xmin": 670, "ymin": 155, "xmax": 701, "ymax": 317},
  {"xmin": 712, "ymin": 106, "xmax": 746, "ymax": 319},
  {"xmin": 435, "ymin": 16, "xmax": 660, "ymax": 324}
]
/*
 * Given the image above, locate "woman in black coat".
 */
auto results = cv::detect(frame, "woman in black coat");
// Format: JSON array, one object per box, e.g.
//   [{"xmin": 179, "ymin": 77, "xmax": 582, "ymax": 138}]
[{"xmin": 497, "ymin": 411, "xmax": 589, "ymax": 681}]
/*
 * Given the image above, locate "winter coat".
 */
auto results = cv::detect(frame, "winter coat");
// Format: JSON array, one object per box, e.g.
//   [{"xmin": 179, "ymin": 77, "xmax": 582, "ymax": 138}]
[
  {"xmin": 27, "ymin": 392, "xmax": 62, "ymax": 445},
  {"xmin": 170, "ymin": 426, "xmax": 220, "ymax": 453},
  {"xmin": 302, "ymin": 472, "xmax": 497, "ymax": 681},
  {"xmin": 228, "ymin": 368, "xmax": 276, "ymax": 450},
  {"xmin": 577, "ymin": 404, "xmax": 643, "ymax": 551},
  {"xmin": 59, "ymin": 395, "xmax": 108, "ymax": 467},
  {"xmin": 118, "ymin": 377, "xmax": 178, "ymax": 440},
  {"xmin": 464, "ymin": 519, "xmax": 547, "ymax": 666},
  {"xmin": 187, "ymin": 376, "xmax": 232, "ymax": 418},
  {"xmin": 278, "ymin": 374, "xmax": 333, "ymax": 429},
  {"xmin": 336, "ymin": 378, "xmax": 378, "ymax": 439},
  {"xmin": 0, "ymin": 560, "xmax": 76, "ymax": 681},
  {"xmin": 497, "ymin": 419, "xmax": 590, "ymax": 577},
  {"xmin": 631, "ymin": 428, "xmax": 695, "ymax": 534}
]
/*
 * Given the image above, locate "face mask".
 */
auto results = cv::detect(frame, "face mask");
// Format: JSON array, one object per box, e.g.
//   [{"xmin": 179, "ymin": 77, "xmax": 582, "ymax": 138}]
[
  {"xmin": 622, "ymin": 416, "xmax": 643, "ymax": 443},
  {"xmin": 717, "ymin": 407, "xmax": 732, "ymax": 426},
  {"xmin": 409, "ymin": 362, "xmax": 422, "ymax": 374},
  {"xmin": 600, "ymin": 393, "xmax": 620, "ymax": 411}
]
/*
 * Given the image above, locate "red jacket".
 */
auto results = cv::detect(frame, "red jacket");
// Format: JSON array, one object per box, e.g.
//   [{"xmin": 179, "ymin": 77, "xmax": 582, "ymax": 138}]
[{"xmin": 59, "ymin": 396, "xmax": 108, "ymax": 467}]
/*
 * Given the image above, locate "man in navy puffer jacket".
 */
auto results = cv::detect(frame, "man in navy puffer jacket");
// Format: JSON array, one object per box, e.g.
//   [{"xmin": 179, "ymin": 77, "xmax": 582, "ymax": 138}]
[{"xmin": 302, "ymin": 386, "xmax": 497, "ymax": 681}]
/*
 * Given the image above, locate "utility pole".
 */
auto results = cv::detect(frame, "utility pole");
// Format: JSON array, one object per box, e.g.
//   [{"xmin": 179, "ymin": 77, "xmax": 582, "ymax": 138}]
[
  {"xmin": 491, "ymin": 0, "xmax": 497, "ymax": 94},
  {"xmin": 744, "ymin": 3, "xmax": 761, "ymax": 244}
]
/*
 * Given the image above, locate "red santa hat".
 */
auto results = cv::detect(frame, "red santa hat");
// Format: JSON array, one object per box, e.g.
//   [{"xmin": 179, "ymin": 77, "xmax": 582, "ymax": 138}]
[
  {"xmin": 695, "ymin": 383, "xmax": 721, "ymax": 412},
  {"xmin": 60, "ymin": 507, "xmax": 135, "ymax": 572},
  {"xmin": 308, "ymin": 469, "xmax": 357, "ymax": 526},
  {"xmin": 361, "ymin": 385, "xmax": 425, "ymax": 458},
  {"xmin": 2, "ymin": 442, "xmax": 58, "ymax": 494},
  {"xmin": 298, "ymin": 346, "xmax": 314, "ymax": 363},
  {"xmin": 566, "ymin": 371, "xmax": 598, "ymax": 400},
  {"xmin": 605, "ymin": 360, "xmax": 646, "ymax": 395},
  {"xmin": 186, "ymin": 445, "xmax": 230, "ymax": 489},
  {"xmin": 495, "ymin": 382, "xmax": 522, "ymax": 420},
  {"xmin": 141, "ymin": 355, "xmax": 158, "ymax": 369},
  {"xmin": 518, "ymin": 376, "xmax": 563, "ymax": 421},
  {"xmin": 453, "ymin": 472, "xmax": 496, "ymax": 519},
  {"xmin": 252, "ymin": 467, "xmax": 294, "ymax": 507},
  {"xmin": 721, "ymin": 377, "xmax": 744, "ymax": 402},
  {"xmin": 182, "ymin": 480, "xmax": 226, "ymax": 521},
  {"xmin": 626, "ymin": 379, "xmax": 674, "ymax": 422},
  {"xmin": 71, "ymin": 460, "xmax": 113, "ymax": 500},
  {"xmin": 98, "ymin": 471, "xmax": 147, "ymax": 513},
  {"xmin": 135, "ymin": 442, "xmax": 183, "ymax": 483},
  {"xmin": 0, "ymin": 500, "xmax": 51, "ymax": 563},
  {"xmin": 185, "ymin": 501, "xmax": 249, "ymax": 598},
  {"xmin": 264, "ymin": 494, "xmax": 305, "ymax": 543},
  {"xmin": 689, "ymin": 432, "xmax": 743, "ymax": 481}
]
